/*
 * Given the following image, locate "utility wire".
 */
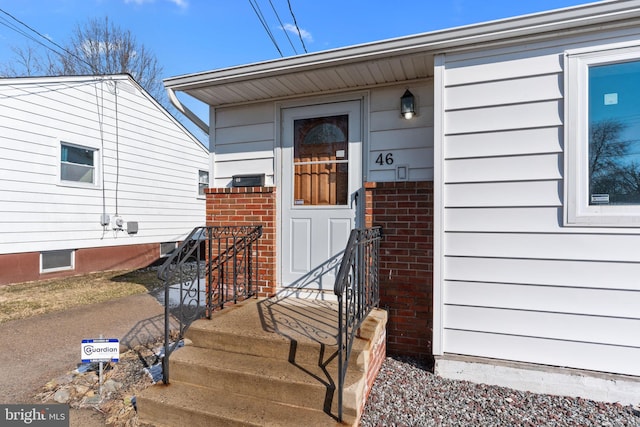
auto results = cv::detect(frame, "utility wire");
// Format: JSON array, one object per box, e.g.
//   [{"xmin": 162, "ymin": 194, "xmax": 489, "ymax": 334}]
[
  {"xmin": 0, "ymin": 7, "xmax": 96, "ymax": 72},
  {"xmin": 0, "ymin": 15, "xmax": 66, "ymax": 58},
  {"xmin": 268, "ymin": 0, "xmax": 297, "ymax": 55},
  {"xmin": 287, "ymin": 0, "xmax": 307, "ymax": 54},
  {"xmin": 248, "ymin": 0, "xmax": 283, "ymax": 57}
]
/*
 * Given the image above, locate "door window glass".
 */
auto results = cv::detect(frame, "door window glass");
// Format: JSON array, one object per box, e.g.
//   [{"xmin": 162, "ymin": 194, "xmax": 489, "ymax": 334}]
[{"xmin": 293, "ymin": 114, "xmax": 348, "ymax": 205}]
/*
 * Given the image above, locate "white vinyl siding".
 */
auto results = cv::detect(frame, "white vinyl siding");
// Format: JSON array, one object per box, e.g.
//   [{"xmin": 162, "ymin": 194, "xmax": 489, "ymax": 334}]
[
  {"xmin": 439, "ymin": 29, "xmax": 640, "ymax": 377},
  {"xmin": 0, "ymin": 76, "xmax": 209, "ymax": 255},
  {"xmin": 212, "ymin": 103, "xmax": 275, "ymax": 187},
  {"xmin": 368, "ymin": 85, "xmax": 433, "ymax": 182}
]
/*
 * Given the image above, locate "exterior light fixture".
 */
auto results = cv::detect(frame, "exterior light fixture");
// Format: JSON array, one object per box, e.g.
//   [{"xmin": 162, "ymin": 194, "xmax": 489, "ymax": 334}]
[{"xmin": 400, "ymin": 89, "xmax": 416, "ymax": 119}]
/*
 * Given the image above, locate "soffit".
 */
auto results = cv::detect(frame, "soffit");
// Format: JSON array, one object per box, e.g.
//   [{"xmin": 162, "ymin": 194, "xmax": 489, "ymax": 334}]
[{"xmin": 178, "ymin": 53, "xmax": 433, "ymax": 107}]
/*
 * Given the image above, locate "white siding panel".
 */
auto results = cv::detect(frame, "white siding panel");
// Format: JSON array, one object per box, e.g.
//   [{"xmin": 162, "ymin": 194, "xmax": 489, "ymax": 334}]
[
  {"xmin": 446, "ymin": 232, "xmax": 640, "ymax": 262},
  {"xmin": 445, "ymin": 207, "xmax": 562, "ymax": 232},
  {"xmin": 370, "ymin": 84, "xmax": 433, "ymax": 113},
  {"xmin": 444, "ymin": 281, "xmax": 640, "ymax": 319},
  {"xmin": 445, "ymin": 257, "xmax": 640, "ymax": 292},
  {"xmin": 446, "ymin": 74, "xmax": 562, "ymax": 110},
  {"xmin": 370, "ymin": 127, "xmax": 431, "ymax": 151},
  {"xmin": 444, "ymin": 329, "xmax": 640, "ymax": 376},
  {"xmin": 445, "ymin": 127, "xmax": 562, "ymax": 159},
  {"xmin": 445, "ymin": 153, "xmax": 562, "ymax": 183},
  {"xmin": 444, "ymin": 305, "xmax": 640, "ymax": 347},
  {"xmin": 215, "ymin": 102, "xmax": 274, "ymax": 128},
  {"xmin": 445, "ymin": 100, "xmax": 562, "ymax": 134},
  {"xmin": 215, "ymin": 158, "xmax": 274, "ymax": 178},
  {"xmin": 445, "ymin": 50, "xmax": 563, "ymax": 86},
  {"xmin": 445, "ymin": 181, "xmax": 561, "ymax": 207},
  {"xmin": 215, "ymin": 122, "xmax": 274, "ymax": 145},
  {"xmin": 370, "ymin": 108, "xmax": 434, "ymax": 131},
  {"xmin": 214, "ymin": 139, "xmax": 274, "ymax": 157},
  {"xmin": 215, "ymin": 149, "xmax": 273, "ymax": 163}
]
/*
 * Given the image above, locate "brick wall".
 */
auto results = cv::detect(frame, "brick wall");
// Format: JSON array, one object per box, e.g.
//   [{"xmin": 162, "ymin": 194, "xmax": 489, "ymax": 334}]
[
  {"xmin": 205, "ymin": 186, "xmax": 277, "ymax": 297},
  {"xmin": 364, "ymin": 181, "xmax": 434, "ymax": 359}
]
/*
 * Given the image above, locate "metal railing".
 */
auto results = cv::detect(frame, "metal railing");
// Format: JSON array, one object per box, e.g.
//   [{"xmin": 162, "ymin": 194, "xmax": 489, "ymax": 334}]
[
  {"xmin": 159, "ymin": 225, "xmax": 262, "ymax": 384},
  {"xmin": 333, "ymin": 226, "xmax": 382, "ymax": 422}
]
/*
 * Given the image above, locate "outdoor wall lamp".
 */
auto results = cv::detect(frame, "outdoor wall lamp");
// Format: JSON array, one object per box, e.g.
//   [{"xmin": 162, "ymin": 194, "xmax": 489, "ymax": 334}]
[{"xmin": 401, "ymin": 89, "xmax": 416, "ymax": 119}]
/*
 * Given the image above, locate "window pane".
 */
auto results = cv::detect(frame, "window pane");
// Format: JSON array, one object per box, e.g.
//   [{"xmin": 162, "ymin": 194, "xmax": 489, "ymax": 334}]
[
  {"xmin": 160, "ymin": 242, "xmax": 177, "ymax": 257},
  {"xmin": 42, "ymin": 250, "xmax": 74, "ymax": 271},
  {"xmin": 60, "ymin": 143, "xmax": 95, "ymax": 184},
  {"xmin": 589, "ymin": 60, "xmax": 640, "ymax": 205},
  {"xmin": 293, "ymin": 115, "xmax": 348, "ymax": 206},
  {"xmin": 61, "ymin": 163, "xmax": 94, "ymax": 183},
  {"xmin": 198, "ymin": 170, "xmax": 209, "ymax": 196},
  {"xmin": 62, "ymin": 145, "xmax": 93, "ymax": 166}
]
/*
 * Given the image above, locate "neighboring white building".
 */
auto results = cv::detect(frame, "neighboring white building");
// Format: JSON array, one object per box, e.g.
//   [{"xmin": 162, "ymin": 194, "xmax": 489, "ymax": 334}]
[
  {"xmin": 165, "ymin": 0, "xmax": 640, "ymax": 405},
  {"xmin": 0, "ymin": 74, "xmax": 209, "ymax": 285}
]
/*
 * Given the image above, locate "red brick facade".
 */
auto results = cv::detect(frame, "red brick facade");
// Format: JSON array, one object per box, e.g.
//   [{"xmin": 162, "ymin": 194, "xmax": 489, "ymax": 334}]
[
  {"xmin": 205, "ymin": 186, "xmax": 277, "ymax": 297},
  {"xmin": 364, "ymin": 181, "xmax": 434, "ymax": 359},
  {"xmin": 205, "ymin": 182, "xmax": 434, "ymax": 359}
]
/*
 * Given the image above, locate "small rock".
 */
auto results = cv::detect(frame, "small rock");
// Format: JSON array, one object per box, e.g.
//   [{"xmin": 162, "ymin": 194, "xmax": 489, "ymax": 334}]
[
  {"xmin": 53, "ymin": 388, "xmax": 70, "ymax": 403},
  {"xmin": 75, "ymin": 384, "xmax": 90, "ymax": 395},
  {"xmin": 102, "ymin": 379, "xmax": 122, "ymax": 393},
  {"xmin": 55, "ymin": 374, "xmax": 74, "ymax": 385}
]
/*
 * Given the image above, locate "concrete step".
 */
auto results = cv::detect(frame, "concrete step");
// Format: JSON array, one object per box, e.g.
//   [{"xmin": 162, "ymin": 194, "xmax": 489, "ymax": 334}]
[
  {"xmin": 185, "ymin": 322, "xmax": 342, "ymax": 368},
  {"xmin": 168, "ymin": 345, "xmax": 363, "ymax": 415},
  {"xmin": 138, "ymin": 298, "xmax": 387, "ymax": 426},
  {"xmin": 137, "ymin": 380, "xmax": 351, "ymax": 427},
  {"xmin": 184, "ymin": 298, "xmax": 368, "ymax": 371}
]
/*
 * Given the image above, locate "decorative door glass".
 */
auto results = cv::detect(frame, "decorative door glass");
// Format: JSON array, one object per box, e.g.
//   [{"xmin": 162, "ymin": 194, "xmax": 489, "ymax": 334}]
[{"xmin": 293, "ymin": 114, "xmax": 349, "ymax": 206}]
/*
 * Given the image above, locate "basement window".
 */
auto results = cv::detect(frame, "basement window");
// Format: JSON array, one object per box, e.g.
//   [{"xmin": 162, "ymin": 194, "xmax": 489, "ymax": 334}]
[
  {"xmin": 41, "ymin": 249, "xmax": 75, "ymax": 273},
  {"xmin": 565, "ymin": 42, "xmax": 640, "ymax": 226},
  {"xmin": 160, "ymin": 242, "xmax": 177, "ymax": 258}
]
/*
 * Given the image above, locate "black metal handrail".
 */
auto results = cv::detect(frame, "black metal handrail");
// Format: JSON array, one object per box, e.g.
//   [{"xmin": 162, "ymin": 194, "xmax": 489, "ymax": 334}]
[
  {"xmin": 160, "ymin": 225, "xmax": 262, "ymax": 384},
  {"xmin": 333, "ymin": 226, "xmax": 382, "ymax": 422}
]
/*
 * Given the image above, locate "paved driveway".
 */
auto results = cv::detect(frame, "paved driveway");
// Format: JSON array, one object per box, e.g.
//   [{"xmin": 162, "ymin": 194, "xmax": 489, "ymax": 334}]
[{"xmin": 0, "ymin": 293, "xmax": 165, "ymax": 424}]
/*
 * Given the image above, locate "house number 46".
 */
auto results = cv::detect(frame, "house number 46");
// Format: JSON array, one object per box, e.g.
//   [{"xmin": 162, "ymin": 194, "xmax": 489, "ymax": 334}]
[{"xmin": 375, "ymin": 153, "xmax": 394, "ymax": 165}]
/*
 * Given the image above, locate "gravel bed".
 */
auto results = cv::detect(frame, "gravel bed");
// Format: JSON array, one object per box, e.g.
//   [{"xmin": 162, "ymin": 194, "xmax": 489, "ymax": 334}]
[{"xmin": 361, "ymin": 357, "xmax": 640, "ymax": 427}]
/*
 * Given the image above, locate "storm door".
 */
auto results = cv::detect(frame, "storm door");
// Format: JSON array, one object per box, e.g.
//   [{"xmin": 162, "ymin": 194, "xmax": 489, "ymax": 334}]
[{"xmin": 280, "ymin": 100, "xmax": 362, "ymax": 290}]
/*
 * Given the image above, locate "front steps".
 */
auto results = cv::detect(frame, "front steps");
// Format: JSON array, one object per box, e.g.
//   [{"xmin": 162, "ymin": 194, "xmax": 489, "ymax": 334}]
[{"xmin": 137, "ymin": 297, "xmax": 388, "ymax": 426}]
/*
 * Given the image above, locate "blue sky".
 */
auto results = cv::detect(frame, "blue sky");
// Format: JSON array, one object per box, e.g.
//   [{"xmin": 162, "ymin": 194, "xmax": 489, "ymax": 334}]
[{"xmin": 0, "ymin": 0, "xmax": 604, "ymax": 80}]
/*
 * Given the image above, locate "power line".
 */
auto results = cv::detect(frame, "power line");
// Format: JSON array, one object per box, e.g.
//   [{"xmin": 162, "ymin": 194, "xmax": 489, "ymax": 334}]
[
  {"xmin": 267, "ymin": 0, "xmax": 297, "ymax": 55},
  {"xmin": 0, "ymin": 7, "xmax": 95, "ymax": 72},
  {"xmin": 248, "ymin": 0, "xmax": 283, "ymax": 57},
  {"xmin": 287, "ymin": 0, "xmax": 307, "ymax": 54}
]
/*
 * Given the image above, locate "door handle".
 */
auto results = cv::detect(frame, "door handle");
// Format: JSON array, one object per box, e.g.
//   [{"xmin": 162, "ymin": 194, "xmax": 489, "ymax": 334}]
[{"xmin": 353, "ymin": 190, "xmax": 359, "ymax": 208}]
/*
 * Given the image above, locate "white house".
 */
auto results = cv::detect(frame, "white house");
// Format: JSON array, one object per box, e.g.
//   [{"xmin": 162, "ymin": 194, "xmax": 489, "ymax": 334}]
[
  {"xmin": 0, "ymin": 74, "xmax": 209, "ymax": 285},
  {"xmin": 164, "ymin": 1, "xmax": 640, "ymax": 405}
]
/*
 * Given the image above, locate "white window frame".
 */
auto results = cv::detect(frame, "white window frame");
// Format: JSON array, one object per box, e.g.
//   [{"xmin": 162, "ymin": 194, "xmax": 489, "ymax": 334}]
[
  {"xmin": 565, "ymin": 41, "xmax": 640, "ymax": 227},
  {"xmin": 58, "ymin": 141, "xmax": 100, "ymax": 188},
  {"xmin": 40, "ymin": 249, "xmax": 75, "ymax": 273},
  {"xmin": 198, "ymin": 169, "xmax": 209, "ymax": 197}
]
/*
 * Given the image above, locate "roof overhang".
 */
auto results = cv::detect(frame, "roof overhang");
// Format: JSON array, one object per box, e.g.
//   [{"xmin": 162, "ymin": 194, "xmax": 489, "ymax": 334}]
[{"xmin": 165, "ymin": 1, "xmax": 640, "ymax": 109}]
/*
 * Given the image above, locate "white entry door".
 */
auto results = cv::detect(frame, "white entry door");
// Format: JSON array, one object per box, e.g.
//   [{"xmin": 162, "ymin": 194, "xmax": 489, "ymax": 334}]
[{"xmin": 281, "ymin": 100, "xmax": 362, "ymax": 290}]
